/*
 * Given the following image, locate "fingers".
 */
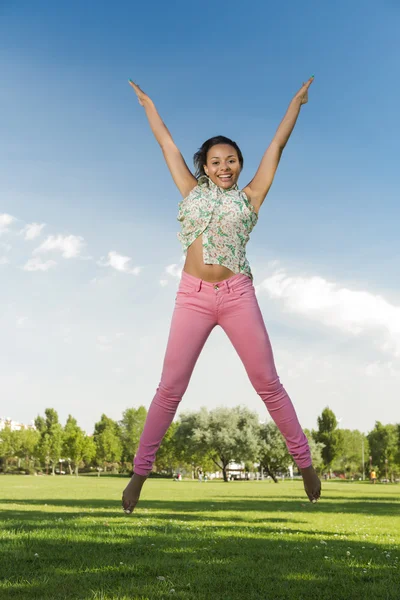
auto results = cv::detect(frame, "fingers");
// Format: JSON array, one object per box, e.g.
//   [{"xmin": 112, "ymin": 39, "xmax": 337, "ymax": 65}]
[
  {"xmin": 306, "ymin": 76, "xmax": 314, "ymax": 87},
  {"xmin": 128, "ymin": 79, "xmax": 139, "ymax": 92}
]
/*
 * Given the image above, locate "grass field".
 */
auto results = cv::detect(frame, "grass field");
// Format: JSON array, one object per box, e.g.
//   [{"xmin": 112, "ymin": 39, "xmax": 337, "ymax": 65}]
[{"xmin": 0, "ymin": 476, "xmax": 399, "ymax": 600}]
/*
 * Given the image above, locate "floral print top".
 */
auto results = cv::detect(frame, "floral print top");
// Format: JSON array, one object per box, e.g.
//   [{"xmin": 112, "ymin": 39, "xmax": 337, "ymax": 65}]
[{"xmin": 177, "ymin": 175, "xmax": 258, "ymax": 280}]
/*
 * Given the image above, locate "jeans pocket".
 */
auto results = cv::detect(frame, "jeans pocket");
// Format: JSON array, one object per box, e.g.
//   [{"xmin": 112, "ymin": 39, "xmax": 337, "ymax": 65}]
[
  {"xmin": 176, "ymin": 285, "xmax": 199, "ymax": 298},
  {"xmin": 233, "ymin": 284, "xmax": 254, "ymax": 297}
]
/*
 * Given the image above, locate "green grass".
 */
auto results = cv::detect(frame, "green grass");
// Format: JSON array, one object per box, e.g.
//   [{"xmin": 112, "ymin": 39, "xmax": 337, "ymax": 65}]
[{"xmin": 0, "ymin": 476, "xmax": 399, "ymax": 599}]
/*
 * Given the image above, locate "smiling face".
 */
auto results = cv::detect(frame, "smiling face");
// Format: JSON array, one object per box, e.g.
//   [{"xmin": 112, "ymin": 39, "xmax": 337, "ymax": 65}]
[{"xmin": 203, "ymin": 144, "xmax": 242, "ymax": 189}]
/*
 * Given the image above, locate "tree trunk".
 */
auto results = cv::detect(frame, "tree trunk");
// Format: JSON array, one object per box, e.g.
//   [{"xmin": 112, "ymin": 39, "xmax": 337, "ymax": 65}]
[
  {"xmin": 222, "ymin": 465, "xmax": 228, "ymax": 482},
  {"xmin": 68, "ymin": 463, "xmax": 73, "ymax": 476},
  {"xmin": 264, "ymin": 464, "xmax": 278, "ymax": 483},
  {"xmin": 51, "ymin": 463, "xmax": 55, "ymax": 476},
  {"xmin": 75, "ymin": 465, "xmax": 79, "ymax": 477}
]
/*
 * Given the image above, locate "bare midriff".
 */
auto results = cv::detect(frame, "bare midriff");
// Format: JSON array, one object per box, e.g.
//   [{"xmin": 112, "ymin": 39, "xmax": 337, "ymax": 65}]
[{"xmin": 183, "ymin": 234, "xmax": 236, "ymax": 283}]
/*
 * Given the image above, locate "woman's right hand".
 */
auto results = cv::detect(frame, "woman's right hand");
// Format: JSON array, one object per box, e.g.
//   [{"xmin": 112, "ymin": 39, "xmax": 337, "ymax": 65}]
[{"xmin": 128, "ymin": 80, "xmax": 151, "ymax": 106}]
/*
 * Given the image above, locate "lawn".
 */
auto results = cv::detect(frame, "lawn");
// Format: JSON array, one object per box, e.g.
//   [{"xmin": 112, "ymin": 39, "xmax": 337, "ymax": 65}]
[{"xmin": 0, "ymin": 476, "xmax": 399, "ymax": 600}]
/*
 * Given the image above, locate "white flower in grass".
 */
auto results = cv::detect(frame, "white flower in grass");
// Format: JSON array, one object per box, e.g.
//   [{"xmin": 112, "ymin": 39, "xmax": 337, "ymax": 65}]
[
  {"xmin": 157, "ymin": 576, "xmax": 166, "ymax": 581},
  {"xmin": 34, "ymin": 553, "xmax": 39, "ymax": 557},
  {"xmin": 320, "ymin": 540, "xmax": 327, "ymax": 545},
  {"xmin": 169, "ymin": 590, "xmax": 175, "ymax": 594},
  {"xmin": 346, "ymin": 551, "xmax": 351, "ymax": 556}
]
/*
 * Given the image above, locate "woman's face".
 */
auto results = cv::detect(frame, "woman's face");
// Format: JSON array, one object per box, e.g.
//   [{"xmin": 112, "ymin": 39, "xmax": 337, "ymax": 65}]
[{"xmin": 204, "ymin": 144, "xmax": 241, "ymax": 189}]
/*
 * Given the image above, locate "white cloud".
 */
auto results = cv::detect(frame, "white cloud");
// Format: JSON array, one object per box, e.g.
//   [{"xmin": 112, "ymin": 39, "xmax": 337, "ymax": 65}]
[
  {"xmin": 365, "ymin": 361, "xmax": 400, "ymax": 378},
  {"xmin": 0, "ymin": 257, "xmax": 9, "ymax": 265},
  {"xmin": 23, "ymin": 257, "xmax": 57, "ymax": 272},
  {"xmin": 97, "ymin": 251, "xmax": 142, "ymax": 275},
  {"xmin": 258, "ymin": 269, "xmax": 400, "ymax": 357},
  {"xmin": 0, "ymin": 213, "xmax": 16, "ymax": 235},
  {"xmin": 160, "ymin": 279, "xmax": 168, "ymax": 287},
  {"xmin": 165, "ymin": 261, "xmax": 184, "ymax": 278},
  {"xmin": 21, "ymin": 223, "xmax": 46, "ymax": 240},
  {"xmin": 34, "ymin": 234, "xmax": 85, "ymax": 258}
]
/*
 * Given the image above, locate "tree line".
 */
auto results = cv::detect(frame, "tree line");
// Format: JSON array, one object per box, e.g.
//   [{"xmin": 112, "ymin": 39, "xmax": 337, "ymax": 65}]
[{"xmin": 1, "ymin": 406, "xmax": 399, "ymax": 482}]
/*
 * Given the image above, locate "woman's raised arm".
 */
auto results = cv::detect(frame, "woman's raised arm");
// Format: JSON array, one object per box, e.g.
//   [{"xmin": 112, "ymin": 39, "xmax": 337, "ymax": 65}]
[
  {"xmin": 242, "ymin": 76, "xmax": 314, "ymax": 212},
  {"xmin": 129, "ymin": 80, "xmax": 197, "ymax": 198}
]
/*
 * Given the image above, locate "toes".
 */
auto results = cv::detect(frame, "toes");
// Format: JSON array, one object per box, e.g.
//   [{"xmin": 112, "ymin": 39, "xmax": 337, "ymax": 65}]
[{"xmin": 122, "ymin": 500, "xmax": 134, "ymax": 514}]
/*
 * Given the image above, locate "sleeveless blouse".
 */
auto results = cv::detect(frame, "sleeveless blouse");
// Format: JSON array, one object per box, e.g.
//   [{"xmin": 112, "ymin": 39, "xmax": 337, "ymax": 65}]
[{"xmin": 177, "ymin": 175, "xmax": 258, "ymax": 280}]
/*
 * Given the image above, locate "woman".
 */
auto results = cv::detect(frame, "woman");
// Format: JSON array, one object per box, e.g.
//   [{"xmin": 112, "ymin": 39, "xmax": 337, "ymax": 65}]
[{"xmin": 122, "ymin": 76, "xmax": 321, "ymax": 513}]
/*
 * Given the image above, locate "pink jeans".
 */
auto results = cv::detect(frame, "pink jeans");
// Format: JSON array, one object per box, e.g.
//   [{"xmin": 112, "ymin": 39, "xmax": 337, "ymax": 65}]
[{"xmin": 134, "ymin": 270, "xmax": 311, "ymax": 475}]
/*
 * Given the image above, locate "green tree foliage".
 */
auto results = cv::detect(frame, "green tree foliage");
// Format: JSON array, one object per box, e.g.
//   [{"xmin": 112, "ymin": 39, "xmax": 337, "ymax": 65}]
[
  {"xmin": 119, "ymin": 406, "xmax": 147, "ymax": 466},
  {"xmin": 155, "ymin": 421, "xmax": 179, "ymax": 474},
  {"xmin": 14, "ymin": 428, "xmax": 40, "ymax": 472},
  {"xmin": 258, "ymin": 421, "xmax": 291, "ymax": 482},
  {"xmin": 303, "ymin": 428, "xmax": 324, "ymax": 473},
  {"xmin": 367, "ymin": 421, "xmax": 399, "ymax": 480},
  {"xmin": 312, "ymin": 407, "xmax": 343, "ymax": 470},
  {"xmin": 34, "ymin": 409, "xmax": 63, "ymax": 475},
  {"xmin": 397, "ymin": 424, "xmax": 400, "ymax": 466},
  {"xmin": 192, "ymin": 406, "xmax": 260, "ymax": 482},
  {"xmin": 82, "ymin": 435, "xmax": 96, "ymax": 466},
  {"xmin": 63, "ymin": 415, "xmax": 93, "ymax": 476},
  {"xmin": 0, "ymin": 426, "xmax": 15, "ymax": 472},
  {"xmin": 332, "ymin": 429, "xmax": 369, "ymax": 478},
  {"xmin": 93, "ymin": 414, "xmax": 122, "ymax": 472},
  {"xmin": 173, "ymin": 409, "xmax": 213, "ymax": 478}
]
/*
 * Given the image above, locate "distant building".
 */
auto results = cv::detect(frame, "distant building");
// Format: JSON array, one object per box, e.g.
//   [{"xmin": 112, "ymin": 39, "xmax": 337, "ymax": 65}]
[{"xmin": 0, "ymin": 417, "xmax": 36, "ymax": 432}]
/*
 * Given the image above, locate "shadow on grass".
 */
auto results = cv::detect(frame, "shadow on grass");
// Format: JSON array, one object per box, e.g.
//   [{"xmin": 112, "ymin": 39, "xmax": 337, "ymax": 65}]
[
  {"xmin": 0, "ymin": 494, "xmax": 399, "ymax": 517},
  {"xmin": 0, "ymin": 508, "xmax": 399, "ymax": 600}
]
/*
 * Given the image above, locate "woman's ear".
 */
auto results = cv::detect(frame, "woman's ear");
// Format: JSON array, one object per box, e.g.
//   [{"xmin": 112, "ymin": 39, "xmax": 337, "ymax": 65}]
[{"xmin": 204, "ymin": 165, "xmax": 208, "ymax": 175}]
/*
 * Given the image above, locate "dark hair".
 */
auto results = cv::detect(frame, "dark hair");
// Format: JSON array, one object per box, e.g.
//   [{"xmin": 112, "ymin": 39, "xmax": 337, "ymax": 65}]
[{"xmin": 193, "ymin": 135, "xmax": 244, "ymax": 179}]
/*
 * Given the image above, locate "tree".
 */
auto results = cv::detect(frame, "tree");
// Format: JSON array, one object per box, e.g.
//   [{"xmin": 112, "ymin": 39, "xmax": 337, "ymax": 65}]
[
  {"xmin": 258, "ymin": 421, "xmax": 291, "ymax": 482},
  {"xmin": 82, "ymin": 435, "xmax": 96, "ymax": 468},
  {"xmin": 14, "ymin": 428, "xmax": 40, "ymax": 472},
  {"xmin": 0, "ymin": 426, "xmax": 16, "ymax": 472},
  {"xmin": 332, "ymin": 429, "xmax": 368, "ymax": 478},
  {"xmin": 35, "ymin": 409, "xmax": 63, "ymax": 475},
  {"xmin": 62, "ymin": 415, "xmax": 88, "ymax": 476},
  {"xmin": 173, "ymin": 409, "xmax": 213, "ymax": 478},
  {"xmin": 93, "ymin": 414, "xmax": 122, "ymax": 473},
  {"xmin": 303, "ymin": 428, "xmax": 324, "ymax": 473},
  {"xmin": 193, "ymin": 406, "xmax": 260, "ymax": 482},
  {"xmin": 155, "ymin": 421, "xmax": 179, "ymax": 474},
  {"xmin": 119, "ymin": 406, "xmax": 147, "ymax": 466},
  {"xmin": 312, "ymin": 407, "xmax": 343, "ymax": 471},
  {"xmin": 367, "ymin": 422, "xmax": 399, "ymax": 480},
  {"xmin": 397, "ymin": 424, "xmax": 400, "ymax": 467}
]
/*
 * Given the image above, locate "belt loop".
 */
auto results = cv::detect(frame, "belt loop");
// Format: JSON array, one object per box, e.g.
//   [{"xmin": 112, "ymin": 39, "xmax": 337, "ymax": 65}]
[
  {"xmin": 197, "ymin": 280, "xmax": 202, "ymax": 292},
  {"xmin": 226, "ymin": 279, "xmax": 231, "ymax": 294}
]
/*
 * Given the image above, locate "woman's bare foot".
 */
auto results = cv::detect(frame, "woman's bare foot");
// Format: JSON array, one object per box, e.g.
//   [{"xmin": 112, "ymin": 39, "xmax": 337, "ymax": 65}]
[
  {"xmin": 300, "ymin": 465, "xmax": 321, "ymax": 503},
  {"xmin": 122, "ymin": 473, "xmax": 147, "ymax": 514}
]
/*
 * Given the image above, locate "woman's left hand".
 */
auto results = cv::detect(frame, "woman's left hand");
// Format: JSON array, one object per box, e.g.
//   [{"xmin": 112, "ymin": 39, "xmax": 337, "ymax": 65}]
[{"xmin": 295, "ymin": 76, "xmax": 314, "ymax": 105}]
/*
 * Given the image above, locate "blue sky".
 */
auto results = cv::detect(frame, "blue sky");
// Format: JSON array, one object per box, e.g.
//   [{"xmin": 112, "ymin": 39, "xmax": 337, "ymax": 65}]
[{"xmin": 1, "ymin": 0, "xmax": 399, "ymax": 435}]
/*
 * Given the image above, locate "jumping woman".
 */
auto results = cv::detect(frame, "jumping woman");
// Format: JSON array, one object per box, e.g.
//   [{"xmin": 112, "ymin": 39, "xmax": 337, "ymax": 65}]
[{"xmin": 122, "ymin": 76, "xmax": 321, "ymax": 513}]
